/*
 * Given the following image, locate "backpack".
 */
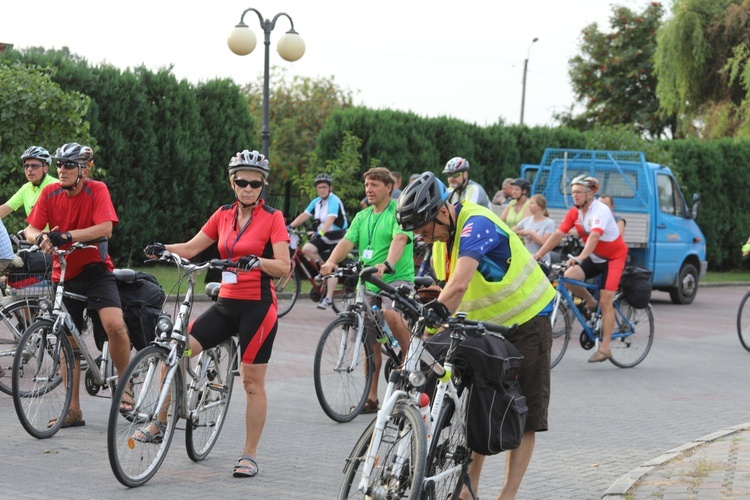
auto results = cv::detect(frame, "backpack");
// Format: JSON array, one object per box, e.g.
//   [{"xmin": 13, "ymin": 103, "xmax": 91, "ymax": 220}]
[
  {"xmin": 619, "ymin": 266, "xmax": 652, "ymax": 309},
  {"xmin": 425, "ymin": 330, "xmax": 527, "ymax": 455},
  {"xmin": 92, "ymin": 270, "xmax": 165, "ymax": 351}
]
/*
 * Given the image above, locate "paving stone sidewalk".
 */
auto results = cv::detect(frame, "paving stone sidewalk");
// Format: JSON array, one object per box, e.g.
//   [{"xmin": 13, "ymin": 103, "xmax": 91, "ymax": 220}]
[{"xmin": 604, "ymin": 423, "xmax": 750, "ymax": 499}]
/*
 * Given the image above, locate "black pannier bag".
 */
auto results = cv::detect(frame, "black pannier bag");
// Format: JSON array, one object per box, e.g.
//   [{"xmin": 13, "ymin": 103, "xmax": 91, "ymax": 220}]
[
  {"xmin": 425, "ymin": 329, "xmax": 527, "ymax": 455},
  {"xmin": 619, "ymin": 266, "xmax": 652, "ymax": 309},
  {"xmin": 92, "ymin": 270, "xmax": 165, "ymax": 351}
]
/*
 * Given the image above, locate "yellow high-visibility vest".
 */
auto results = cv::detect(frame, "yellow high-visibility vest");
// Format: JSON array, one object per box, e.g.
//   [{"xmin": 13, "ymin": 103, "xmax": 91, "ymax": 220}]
[{"xmin": 433, "ymin": 202, "xmax": 555, "ymax": 326}]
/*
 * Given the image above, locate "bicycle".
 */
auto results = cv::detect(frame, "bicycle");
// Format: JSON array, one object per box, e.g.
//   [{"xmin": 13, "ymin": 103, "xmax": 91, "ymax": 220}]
[
  {"xmin": 107, "ymin": 250, "xmax": 239, "ymax": 488},
  {"xmin": 273, "ymin": 229, "xmax": 357, "ymax": 317},
  {"xmin": 11, "ymin": 240, "xmax": 121, "ymax": 438},
  {"xmin": 0, "ymin": 255, "xmax": 51, "ymax": 395},
  {"xmin": 548, "ymin": 262, "xmax": 655, "ymax": 368},
  {"xmin": 737, "ymin": 289, "xmax": 750, "ymax": 351},
  {"xmin": 337, "ymin": 269, "xmax": 517, "ymax": 499}
]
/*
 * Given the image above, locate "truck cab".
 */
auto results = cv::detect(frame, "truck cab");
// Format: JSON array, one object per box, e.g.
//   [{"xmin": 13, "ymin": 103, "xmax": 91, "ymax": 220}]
[{"xmin": 523, "ymin": 149, "xmax": 707, "ymax": 304}]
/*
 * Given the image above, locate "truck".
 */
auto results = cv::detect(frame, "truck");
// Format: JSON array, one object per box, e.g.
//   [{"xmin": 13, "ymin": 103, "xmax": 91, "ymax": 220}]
[{"xmin": 522, "ymin": 148, "xmax": 707, "ymax": 304}]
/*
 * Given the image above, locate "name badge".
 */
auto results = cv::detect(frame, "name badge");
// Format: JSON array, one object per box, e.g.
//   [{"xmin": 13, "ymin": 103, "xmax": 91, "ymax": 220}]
[
  {"xmin": 222, "ymin": 271, "xmax": 238, "ymax": 284},
  {"xmin": 362, "ymin": 249, "xmax": 373, "ymax": 259}
]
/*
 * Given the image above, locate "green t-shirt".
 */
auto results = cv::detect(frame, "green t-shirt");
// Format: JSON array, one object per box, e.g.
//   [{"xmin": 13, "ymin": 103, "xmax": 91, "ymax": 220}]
[
  {"xmin": 8, "ymin": 175, "xmax": 58, "ymax": 216},
  {"xmin": 345, "ymin": 200, "xmax": 414, "ymax": 292}
]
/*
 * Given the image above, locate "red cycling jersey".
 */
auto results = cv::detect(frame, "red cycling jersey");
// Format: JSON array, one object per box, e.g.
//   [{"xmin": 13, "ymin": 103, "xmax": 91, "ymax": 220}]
[
  {"xmin": 201, "ymin": 199, "xmax": 289, "ymax": 302},
  {"xmin": 26, "ymin": 179, "xmax": 117, "ymax": 281},
  {"xmin": 558, "ymin": 200, "xmax": 628, "ymax": 260}
]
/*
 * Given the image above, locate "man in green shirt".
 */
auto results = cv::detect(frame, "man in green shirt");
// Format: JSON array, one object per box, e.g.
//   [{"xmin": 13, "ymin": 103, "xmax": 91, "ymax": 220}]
[
  {"xmin": 0, "ymin": 146, "xmax": 58, "ymax": 220},
  {"xmin": 320, "ymin": 167, "xmax": 414, "ymax": 413}
]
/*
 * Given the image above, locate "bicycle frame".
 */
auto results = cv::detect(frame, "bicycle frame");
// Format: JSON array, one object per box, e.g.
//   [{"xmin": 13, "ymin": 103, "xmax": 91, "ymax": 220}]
[{"xmin": 552, "ymin": 274, "xmax": 636, "ymax": 346}]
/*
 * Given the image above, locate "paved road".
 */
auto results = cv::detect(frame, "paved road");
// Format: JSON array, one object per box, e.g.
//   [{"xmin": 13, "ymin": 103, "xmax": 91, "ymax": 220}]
[{"xmin": 2, "ymin": 286, "xmax": 749, "ymax": 499}]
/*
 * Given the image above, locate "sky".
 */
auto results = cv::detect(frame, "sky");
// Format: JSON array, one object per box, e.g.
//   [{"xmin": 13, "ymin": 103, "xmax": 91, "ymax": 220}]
[{"xmin": 1, "ymin": 0, "xmax": 668, "ymax": 128}]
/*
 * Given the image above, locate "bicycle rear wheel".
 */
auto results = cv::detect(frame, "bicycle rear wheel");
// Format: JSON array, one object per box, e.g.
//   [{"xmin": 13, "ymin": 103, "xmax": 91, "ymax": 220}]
[
  {"xmin": 338, "ymin": 402, "xmax": 426, "ymax": 499},
  {"xmin": 186, "ymin": 339, "xmax": 237, "ymax": 461},
  {"xmin": 424, "ymin": 395, "xmax": 471, "ymax": 500},
  {"xmin": 274, "ymin": 266, "xmax": 300, "ymax": 318},
  {"xmin": 737, "ymin": 291, "xmax": 750, "ymax": 351},
  {"xmin": 314, "ymin": 316, "xmax": 374, "ymax": 423},
  {"xmin": 12, "ymin": 319, "xmax": 73, "ymax": 439},
  {"xmin": 108, "ymin": 345, "xmax": 180, "ymax": 487},
  {"xmin": 550, "ymin": 299, "xmax": 570, "ymax": 369},
  {"xmin": 0, "ymin": 298, "xmax": 43, "ymax": 395},
  {"xmin": 608, "ymin": 299, "xmax": 654, "ymax": 368}
]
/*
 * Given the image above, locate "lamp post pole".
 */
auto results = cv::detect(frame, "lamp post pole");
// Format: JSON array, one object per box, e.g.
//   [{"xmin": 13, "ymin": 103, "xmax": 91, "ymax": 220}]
[
  {"xmin": 228, "ymin": 8, "xmax": 305, "ymax": 159},
  {"xmin": 519, "ymin": 37, "xmax": 539, "ymax": 127}
]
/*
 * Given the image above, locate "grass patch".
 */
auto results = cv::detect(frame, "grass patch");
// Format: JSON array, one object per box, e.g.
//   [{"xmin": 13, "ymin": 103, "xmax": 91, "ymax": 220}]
[
  {"xmin": 129, "ymin": 265, "xmax": 207, "ymax": 293},
  {"xmin": 703, "ymin": 271, "xmax": 750, "ymax": 283}
]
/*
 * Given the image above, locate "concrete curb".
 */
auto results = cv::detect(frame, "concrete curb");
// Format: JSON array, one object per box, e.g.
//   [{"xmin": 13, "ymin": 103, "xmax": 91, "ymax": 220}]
[{"xmin": 601, "ymin": 422, "xmax": 750, "ymax": 498}]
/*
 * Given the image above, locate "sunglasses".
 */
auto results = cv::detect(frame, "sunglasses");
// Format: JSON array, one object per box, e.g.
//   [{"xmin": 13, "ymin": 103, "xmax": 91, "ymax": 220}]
[
  {"xmin": 23, "ymin": 163, "xmax": 43, "ymax": 170},
  {"xmin": 448, "ymin": 172, "xmax": 463, "ymax": 179},
  {"xmin": 234, "ymin": 178, "xmax": 264, "ymax": 189},
  {"xmin": 55, "ymin": 161, "xmax": 83, "ymax": 170}
]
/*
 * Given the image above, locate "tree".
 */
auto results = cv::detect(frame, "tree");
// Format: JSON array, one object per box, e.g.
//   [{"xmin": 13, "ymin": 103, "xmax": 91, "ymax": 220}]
[
  {"xmin": 241, "ymin": 69, "xmax": 354, "ymax": 182},
  {"xmin": 655, "ymin": 0, "xmax": 750, "ymax": 137},
  {"xmin": 565, "ymin": 2, "xmax": 674, "ymax": 138},
  {"xmin": 0, "ymin": 61, "xmax": 92, "ymax": 231}
]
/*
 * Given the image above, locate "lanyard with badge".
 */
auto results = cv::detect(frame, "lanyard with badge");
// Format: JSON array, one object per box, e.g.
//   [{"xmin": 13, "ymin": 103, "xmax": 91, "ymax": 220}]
[
  {"xmin": 223, "ymin": 206, "xmax": 253, "ymax": 284},
  {"xmin": 362, "ymin": 205, "xmax": 388, "ymax": 260}
]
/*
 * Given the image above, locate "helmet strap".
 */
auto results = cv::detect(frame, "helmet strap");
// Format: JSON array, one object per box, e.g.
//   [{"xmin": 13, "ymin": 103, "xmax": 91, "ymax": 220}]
[{"xmin": 62, "ymin": 165, "xmax": 84, "ymax": 191}]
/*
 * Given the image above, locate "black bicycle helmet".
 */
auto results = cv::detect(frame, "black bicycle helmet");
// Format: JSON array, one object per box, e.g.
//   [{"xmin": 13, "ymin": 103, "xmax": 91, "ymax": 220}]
[
  {"xmin": 511, "ymin": 177, "xmax": 531, "ymax": 193},
  {"xmin": 442, "ymin": 156, "xmax": 470, "ymax": 175},
  {"xmin": 53, "ymin": 142, "xmax": 94, "ymax": 165},
  {"xmin": 21, "ymin": 146, "xmax": 52, "ymax": 165},
  {"xmin": 396, "ymin": 172, "xmax": 447, "ymax": 231},
  {"xmin": 228, "ymin": 150, "xmax": 270, "ymax": 179},
  {"xmin": 314, "ymin": 173, "xmax": 333, "ymax": 186}
]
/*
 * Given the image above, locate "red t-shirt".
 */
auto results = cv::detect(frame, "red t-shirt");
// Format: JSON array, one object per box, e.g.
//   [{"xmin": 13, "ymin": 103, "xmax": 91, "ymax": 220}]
[
  {"xmin": 201, "ymin": 199, "xmax": 289, "ymax": 302},
  {"xmin": 27, "ymin": 180, "xmax": 118, "ymax": 281}
]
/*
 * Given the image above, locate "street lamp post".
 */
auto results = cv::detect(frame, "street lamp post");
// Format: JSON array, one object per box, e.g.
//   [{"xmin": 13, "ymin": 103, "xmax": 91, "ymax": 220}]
[
  {"xmin": 519, "ymin": 37, "xmax": 539, "ymax": 127},
  {"xmin": 227, "ymin": 8, "xmax": 305, "ymax": 159}
]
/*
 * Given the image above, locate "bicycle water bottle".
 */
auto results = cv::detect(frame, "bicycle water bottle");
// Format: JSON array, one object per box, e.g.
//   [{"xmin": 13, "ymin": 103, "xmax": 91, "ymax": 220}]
[{"xmin": 373, "ymin": 305, "xmax": 399, "ymax": 348}]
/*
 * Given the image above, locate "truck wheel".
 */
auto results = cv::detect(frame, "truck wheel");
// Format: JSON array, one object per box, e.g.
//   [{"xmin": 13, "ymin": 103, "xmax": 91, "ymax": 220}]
[{"xmin": 668, "ymin": 263, "xmax": 698, "ymax": 305}]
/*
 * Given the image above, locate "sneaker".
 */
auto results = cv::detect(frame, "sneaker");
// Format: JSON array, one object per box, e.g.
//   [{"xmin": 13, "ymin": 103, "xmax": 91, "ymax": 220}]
[
  {"xmin": 317, "ymin": 298, "xmax": 332, "ymax": 310},
  {"xmin": 588, "ymin": 349, "xmax": 612, "ymax": 363}
]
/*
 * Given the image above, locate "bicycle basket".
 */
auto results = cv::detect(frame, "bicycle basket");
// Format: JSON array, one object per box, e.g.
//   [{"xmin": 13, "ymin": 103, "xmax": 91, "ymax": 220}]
[{"xmin": 7, "ymin": 272, "xmax": 53, "ymax": 296}]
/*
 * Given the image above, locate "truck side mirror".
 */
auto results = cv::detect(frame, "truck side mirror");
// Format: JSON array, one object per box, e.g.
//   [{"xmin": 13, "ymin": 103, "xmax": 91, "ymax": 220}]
[{"xmin": 691, "ymin": 193, "xmax": 701, "ymax": 220}]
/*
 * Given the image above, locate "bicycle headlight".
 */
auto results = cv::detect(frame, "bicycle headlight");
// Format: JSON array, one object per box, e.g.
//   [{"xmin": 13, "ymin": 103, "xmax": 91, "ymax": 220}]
[
  {"xmin": 408, "ymin": 370, "xmax": 427, "ymax": 389},
  {"xmin": 156, "ymin": 315, "xmax": 173, "ymax": 336}
]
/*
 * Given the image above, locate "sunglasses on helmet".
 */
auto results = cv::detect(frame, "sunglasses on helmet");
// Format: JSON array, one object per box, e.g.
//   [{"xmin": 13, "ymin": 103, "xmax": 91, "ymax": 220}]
[
  {"xmin": 234, "ymin": 178, "xmax": 264, "ymax": 189},
  {"xmin": 55, "ymin": 161, "xmax": 83, "ymax": 170}
]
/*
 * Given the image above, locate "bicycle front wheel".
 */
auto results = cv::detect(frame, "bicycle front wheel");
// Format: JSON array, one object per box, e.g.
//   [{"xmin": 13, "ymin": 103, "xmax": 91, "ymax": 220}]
[
  {"xmin": 424, "ymin": 395, "xmax": 471, "ymax": 500},
  {"xmin": 338, "ymin": 402, "xmax": 426, "ymax": 499},
  {"xmin": 608, "ymin": 300, "xmax": 655, "ymax": 368},
  {"xmin": 331, "ymin": 280, "xmax": 357, "ymax": 315},
  {"xmin": 550, "ymin": 299, "xmax": 570, "ymax": 369},
  {"xmin": 274, "ymin": 266, "xmax": 300, "ymax": 318},
  {"xmin": 0, "ymin": 298, "xmax": 43, "ymax": 395},
  {"xmin": 314, "ymin": 316, "xmax": 374, "ymax": 423},
  {"xmin": 186, "ymin": 339, "xmax": 237, "ymax": 462},
  {"xmin": 108, "ymin": 345, "xmax": 180, "ymax": 488},
  {"xmin": 12, "ymin": 319, "xmax": 73, "ymax": 439},
  {"xmin": 737, "ymin": 290, "xmax": 750, "ymax": 351}
]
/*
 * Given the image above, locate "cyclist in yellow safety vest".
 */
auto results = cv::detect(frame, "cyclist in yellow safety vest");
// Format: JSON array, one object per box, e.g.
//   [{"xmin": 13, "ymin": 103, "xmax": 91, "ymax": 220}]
[{"xmin": 396, "ymin": 171, "xmax": 555, "ymax": 500}]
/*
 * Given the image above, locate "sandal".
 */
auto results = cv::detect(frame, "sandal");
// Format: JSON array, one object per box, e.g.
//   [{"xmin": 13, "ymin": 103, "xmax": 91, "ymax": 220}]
[
  {"xmin": 233, "ymin": 455, "xmax": 258, "ymax": 478},
  {"xmin": 361, "ymin": 398, "xmax": 379, "ymax": 414},
  {"xmin": 119, "ymin": 386, "xmax": 135, "ymax": 415},
  {"xmin": 133, "ymin": 420, "xmax": 166, "ymax": 443},
  {"xmin": 48, "ymin": 408, "xmax": 86, "ymax": 429}
]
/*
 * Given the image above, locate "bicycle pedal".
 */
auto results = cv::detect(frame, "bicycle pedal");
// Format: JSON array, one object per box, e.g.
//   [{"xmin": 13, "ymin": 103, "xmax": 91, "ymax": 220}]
[{"xmin": 207, "ymin": 383, "xmax": 229, "ymax": 393}]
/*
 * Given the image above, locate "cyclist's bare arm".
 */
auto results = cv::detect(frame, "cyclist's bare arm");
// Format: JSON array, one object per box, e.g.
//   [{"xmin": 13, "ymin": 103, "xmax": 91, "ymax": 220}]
[
  {"xmin": 288, "ymin": 211, "xmax": 312, "ymax": 229},
  {"xmin": 574, "ymin": 231, "xmax": 601, "ymax": 263},
  {"xmin": 159, "ymin": 231, "xmax": 216, "ymax": 260},
  {"xmin": 534, "ymin": 228, "xmax": 566, "ymax": 261},
  {"xmin": 259, "ymin": 240, "xmax": 291, "ymax": 278},
  {"xmin": 320, "ymin": 238, "xmax": 355, "ymax": 275}
]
